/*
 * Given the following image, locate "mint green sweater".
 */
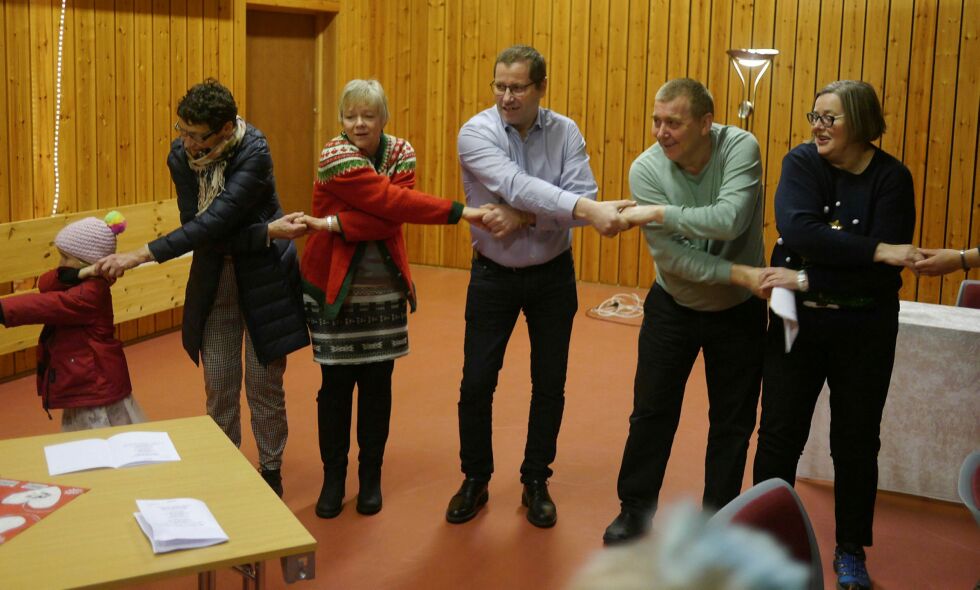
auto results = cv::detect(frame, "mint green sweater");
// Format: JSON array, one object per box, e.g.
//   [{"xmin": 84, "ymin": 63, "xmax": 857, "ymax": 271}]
[{"xmin": 629, "ymin": 124, "xmax": 765, "ymax": 311}]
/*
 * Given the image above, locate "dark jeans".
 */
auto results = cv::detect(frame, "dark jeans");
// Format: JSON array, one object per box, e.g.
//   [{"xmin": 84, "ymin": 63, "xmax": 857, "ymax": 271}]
[
  {"xmin": 317, "ymin": 360, "xmax": 395, "ymax": 477},
  {"xmin": 617, "ymin": 284, "xmax": 766, "ymax": 513},
  {"xmin": 754, "ymin": 301, "xmax": 898, "ymax": 547},
  {"xmin": 458, "ymin": 249, "xmax": 578, "ymax": 484}
]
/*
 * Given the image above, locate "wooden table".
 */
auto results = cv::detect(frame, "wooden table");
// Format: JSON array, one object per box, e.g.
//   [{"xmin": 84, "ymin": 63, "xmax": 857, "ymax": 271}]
[{"xmin": 0, "ymin": 416, "xmax": 316, "ymax": 589}]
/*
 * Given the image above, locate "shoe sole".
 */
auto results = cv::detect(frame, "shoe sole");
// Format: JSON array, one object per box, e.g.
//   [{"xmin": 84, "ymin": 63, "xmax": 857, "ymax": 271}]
[
  {"xmin": 445, "ymin": 491, "xmax": 489, "ymax": 524},
  {"xmin": 601, "ymin": 526, "xmax": 649, "ymax": 546},
  {"xmin": 356, "ymin": 500, "xmax": 382, "ymax": 516},
  {"xmin": 315, "ymin": 504, "xmax": 343, "ymax": 519}
]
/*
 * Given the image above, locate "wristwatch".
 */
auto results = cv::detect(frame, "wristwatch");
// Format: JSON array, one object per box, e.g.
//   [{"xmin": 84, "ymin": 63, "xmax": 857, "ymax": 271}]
[{"xmin": 796, "ymin": 270, "xmax": 809, "ymax": 292}]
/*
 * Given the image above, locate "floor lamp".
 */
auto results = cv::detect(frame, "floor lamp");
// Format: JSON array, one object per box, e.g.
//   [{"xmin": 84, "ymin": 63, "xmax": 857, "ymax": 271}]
[{"xmin": 727, "ymin": 48, "xmax": 778, "ymax": 131}]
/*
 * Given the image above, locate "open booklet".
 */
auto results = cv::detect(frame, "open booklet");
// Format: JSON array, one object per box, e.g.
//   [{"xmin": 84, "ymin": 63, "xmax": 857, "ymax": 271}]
[
  {"xmin": 44, "ymin": 431, "xmax": 181, "ymax": 476},
  {"xmin": 134, "ymin": 498, "xmax": 229, "ymax": 554}
]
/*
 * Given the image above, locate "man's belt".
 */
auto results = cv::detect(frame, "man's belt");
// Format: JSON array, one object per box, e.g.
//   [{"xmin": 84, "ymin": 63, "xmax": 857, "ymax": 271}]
[{"xmin": 799, "ymin": 292, "xmax": 876, "ymax": 310}]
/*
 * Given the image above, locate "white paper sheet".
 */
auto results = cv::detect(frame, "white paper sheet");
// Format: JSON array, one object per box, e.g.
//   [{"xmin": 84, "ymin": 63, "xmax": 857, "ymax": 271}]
[
  {"xmin": 134, "ymin": 498, "xmax": 228, "ymax": 554},
  {"xmin": 769, "ymin": 287, "xmax": 799, "ymax": 352}
]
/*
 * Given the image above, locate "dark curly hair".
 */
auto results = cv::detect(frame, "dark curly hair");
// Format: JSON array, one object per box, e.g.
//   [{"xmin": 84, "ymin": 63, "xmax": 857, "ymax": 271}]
[{"xmin": 176, "ymin": 78, "xmax": 238, "ymax": 132}]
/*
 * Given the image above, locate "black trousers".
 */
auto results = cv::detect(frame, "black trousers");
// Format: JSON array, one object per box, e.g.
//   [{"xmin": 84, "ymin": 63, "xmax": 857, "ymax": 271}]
[
  {"xmin": 754, "ymin": 301, "xmax": 898, "ymax": 547},
  {"xmin": 458, "ymin": 250, "xmax": 578, "ymax": 484},
  {"xmin": 317, "ymin": 361, "xmax": 395, "ymax": 476},
  {"xmin": 616, "ymin": 284, "xmax": 766, "ymax": 513}
]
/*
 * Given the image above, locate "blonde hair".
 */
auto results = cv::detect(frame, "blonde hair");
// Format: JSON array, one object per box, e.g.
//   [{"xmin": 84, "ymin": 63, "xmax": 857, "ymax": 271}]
[{"xmin": 338, "ymin": 79, "xmax": 389, "ymax": 126}]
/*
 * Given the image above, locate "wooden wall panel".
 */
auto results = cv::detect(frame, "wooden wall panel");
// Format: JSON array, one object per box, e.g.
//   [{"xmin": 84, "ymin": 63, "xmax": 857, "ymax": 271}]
[
  {"xmin": 0, "ymin": 1, "xmax": 11, "ymax": 226},
  {"xmin": 598, "ymin": 0, "xmax": 628, "ymax": 286},
  {"xmin": 4, "ymin": 0, "xmax": 978, "ymax": 376},
  {"xmin": 917, "ymin": 0, "xmax": 961, "ymax": 304},
  {"xmin": 749, "ymin": 0, "xmax": 775, "ymax": 240},
  {"xmin": 0, "ymin": 0, "xmax": 305, "ymax": 378},
  {"xmin": 942, "ymin": 0, "xmax": 980, "ymax": 302},
  {"xmin": 323, "ymin": 0, "xmax": 977, "ymax": 308},
  {"xmin": 581, "ymin": 0, "xmax": 609, "ymax": 283},
  {"xmin": 616, "ymin": 0, "xmax": 651, "ymax": 289}
]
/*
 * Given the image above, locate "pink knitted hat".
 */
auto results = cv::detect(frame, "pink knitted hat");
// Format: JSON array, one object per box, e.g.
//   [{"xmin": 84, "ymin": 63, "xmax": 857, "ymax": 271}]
[{"xmin": 54, "ymin": 211, "xmax": 127, "ymax": 264}]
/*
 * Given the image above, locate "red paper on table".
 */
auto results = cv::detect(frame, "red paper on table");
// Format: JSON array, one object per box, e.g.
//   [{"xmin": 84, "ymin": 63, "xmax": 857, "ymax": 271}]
[{"xmin": 0, "ymin": 478, "xmax": 89, "ymax": 545}]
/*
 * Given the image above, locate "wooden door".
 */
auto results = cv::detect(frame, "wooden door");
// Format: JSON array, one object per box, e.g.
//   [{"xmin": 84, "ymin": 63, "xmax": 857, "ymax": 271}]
[{"xmin": 245, "ymin": 10, "xmax": 318, "ymax": 255}]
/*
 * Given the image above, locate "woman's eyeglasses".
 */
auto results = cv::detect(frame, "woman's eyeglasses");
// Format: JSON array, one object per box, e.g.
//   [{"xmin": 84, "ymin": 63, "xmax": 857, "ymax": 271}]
[
  {"xmin": 805, "ymin": 112, "xmax": 845, "ymax": 128},
  {"xmin": 173, "ymin": 122, "xmax": 217, "ymax": 143}
]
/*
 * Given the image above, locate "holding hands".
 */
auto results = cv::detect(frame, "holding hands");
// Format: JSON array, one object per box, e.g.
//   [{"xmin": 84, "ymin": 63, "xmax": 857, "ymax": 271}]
[
  {"xmin": 914, "ymin": 247, "xmax": 979, "ymax": 276},
  {"xmin": 620, "ymin": 204, "xmax": 666, "ymax": 228},
  {"xmin": 93, "ymin": 246, "xmax": 154, "ymax": 279},
  {"xmin": 730, "ymin": 264, "xmax": 772, "ymax": 299},
  {"xmin": 474, "ymin": 203, "xmax": 532, "ymax": 238},
  {"xmin": 872, "ymin": 243, "xmax": 923, "ymax": 268},
  {"xmin": 573, "ymin": 198, "xmax": 635, "ymax": 237},
  {"xmin": 267, "ymin": 212, "xmax": 310, "ymax": 240}
]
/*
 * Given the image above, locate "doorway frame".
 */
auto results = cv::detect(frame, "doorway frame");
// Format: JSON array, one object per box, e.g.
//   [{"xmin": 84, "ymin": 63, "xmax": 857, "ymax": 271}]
[{"xmin": 239, "ymin": 0, "xmax": 339, "ymax": 145}]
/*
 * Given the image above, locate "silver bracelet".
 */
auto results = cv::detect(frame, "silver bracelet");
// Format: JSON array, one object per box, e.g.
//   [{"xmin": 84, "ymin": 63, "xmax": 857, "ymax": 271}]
[{"xmin": 960, "ymin": 250, "xmax": 969, "ymax": 271}]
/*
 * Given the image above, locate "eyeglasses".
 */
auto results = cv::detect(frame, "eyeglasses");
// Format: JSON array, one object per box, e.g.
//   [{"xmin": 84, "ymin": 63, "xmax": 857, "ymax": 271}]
[
  {"xmin": 805, "ymin": 112, "xmax": 845, "ymax": 128},
  {"xmin": 490, "ymin": 80, "xmax": 538, "ymax": 97},
  {"xmin": 173, "ymin": 122, "xmax": 217, "ymax": 143}
]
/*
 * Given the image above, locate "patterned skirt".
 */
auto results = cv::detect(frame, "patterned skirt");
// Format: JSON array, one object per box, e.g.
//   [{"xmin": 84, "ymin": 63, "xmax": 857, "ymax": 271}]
[{"xmin": 310, "ymin": 283, "xmax": 409, "ymax": 366}]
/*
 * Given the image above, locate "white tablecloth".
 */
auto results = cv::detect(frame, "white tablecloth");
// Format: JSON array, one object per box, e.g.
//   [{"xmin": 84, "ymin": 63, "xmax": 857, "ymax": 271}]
[{"xmin": 796, "ymin": 300, "xmax": 980, "ymax": 502}]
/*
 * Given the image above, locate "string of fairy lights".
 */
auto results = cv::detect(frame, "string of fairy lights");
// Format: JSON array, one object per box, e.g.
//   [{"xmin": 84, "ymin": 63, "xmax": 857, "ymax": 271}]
[{"xmin": 51, "ymin": 0, "xmax": 67, "ymax": 217}]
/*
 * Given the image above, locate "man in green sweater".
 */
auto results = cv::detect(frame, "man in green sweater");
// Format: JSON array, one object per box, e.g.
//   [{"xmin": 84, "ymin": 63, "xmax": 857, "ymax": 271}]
[{"xmin": 603, "ymin": 78, "xmax": 768, "ymax": 544}]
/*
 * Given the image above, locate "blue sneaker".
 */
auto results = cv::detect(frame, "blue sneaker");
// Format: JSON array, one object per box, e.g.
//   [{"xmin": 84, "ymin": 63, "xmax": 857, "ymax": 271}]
[{"xmin": 834, "ymin": 547, "xmax": 871, "ymax": 590}]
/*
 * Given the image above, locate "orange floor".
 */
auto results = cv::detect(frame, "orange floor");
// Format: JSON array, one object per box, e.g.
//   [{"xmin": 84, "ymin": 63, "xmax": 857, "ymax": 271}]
[{"xmin": 1, "ymin": 265, "xmax": 977, "ymax": 589}]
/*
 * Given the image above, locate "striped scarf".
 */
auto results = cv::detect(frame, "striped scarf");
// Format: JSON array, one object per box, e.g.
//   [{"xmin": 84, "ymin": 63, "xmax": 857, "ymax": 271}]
[{"xmin": 188, "ymin": 117, "xmax": 247, "ymax": 214}]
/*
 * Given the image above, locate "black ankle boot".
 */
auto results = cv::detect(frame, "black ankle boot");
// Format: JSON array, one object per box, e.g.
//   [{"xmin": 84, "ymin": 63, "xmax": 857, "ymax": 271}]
[
  {"xmin": 315, "ymin": 470, "xmax": 346, "ymax": 519},
  {"xmin": 260, "ymin": 469, "xmax": 283, "ymax": 498},
  {"xmin": 356, "ymin": 468, "xmax": 382, "ymax": 515}
]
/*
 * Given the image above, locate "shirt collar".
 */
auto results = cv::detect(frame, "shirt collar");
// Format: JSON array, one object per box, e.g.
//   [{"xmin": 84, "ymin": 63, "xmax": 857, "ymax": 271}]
[{"xmin": 496, "ymin": 107, "xmax": 545, "ymax": 136}]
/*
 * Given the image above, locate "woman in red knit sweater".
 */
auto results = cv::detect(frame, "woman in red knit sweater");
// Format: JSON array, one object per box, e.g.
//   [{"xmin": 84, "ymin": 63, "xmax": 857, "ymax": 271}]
[{"xmin": 301, "ymin": 79, "xmax": 485, "ymax": 518}]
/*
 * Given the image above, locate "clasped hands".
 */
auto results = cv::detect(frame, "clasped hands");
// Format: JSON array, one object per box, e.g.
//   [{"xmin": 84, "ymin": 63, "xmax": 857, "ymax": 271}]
[
  {"xmin": 464, "ymin": 199, "xmax": 643, "ymax": 239},
  {"xmin": 274, "ymin": 198, "xmax": 651, "ymax": 243},
  {"xmin": 732, "ymin": 242, "xmax": 941, "ymax": 301},
  {"xmin": 268, "ymin": 207, "xmax": 527, "ymax": 240}
]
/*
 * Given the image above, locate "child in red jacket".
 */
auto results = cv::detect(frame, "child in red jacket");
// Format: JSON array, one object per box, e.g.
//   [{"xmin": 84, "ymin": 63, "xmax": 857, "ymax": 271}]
[{"xmin": 0, "ymin": 211, "xmax": 145, "ymax": 431}]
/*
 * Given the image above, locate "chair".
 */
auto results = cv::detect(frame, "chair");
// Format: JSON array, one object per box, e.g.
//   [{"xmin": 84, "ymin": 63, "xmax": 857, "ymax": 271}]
[
  {"xmin": 958, "ymin": 450, "xmax": 980, "ymax": 527},
  {"xmin": 956, "ymin": 279, "xmax": 980, "ymax": 308},
  {"xmin": 709, "ymin": 478, "xmax": 823, "ymax": 590}
]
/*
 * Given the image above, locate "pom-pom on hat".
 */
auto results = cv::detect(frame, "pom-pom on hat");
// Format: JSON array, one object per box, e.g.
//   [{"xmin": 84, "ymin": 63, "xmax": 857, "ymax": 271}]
[{"xmin": 54, "ymin": 211, "xmax": 128, "ymax": 264}]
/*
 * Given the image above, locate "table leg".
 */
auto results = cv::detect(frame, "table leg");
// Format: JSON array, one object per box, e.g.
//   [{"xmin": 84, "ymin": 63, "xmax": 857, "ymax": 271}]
[
  {"xmin": 198, "ymin": 570, "xmax": 217, "ymax": 590},
  {"xmin": 281, "ymin": 551, "xmax": 316, "ymax": 582},
  {"xmin": 233, "ymin": 562, "xmax": 266, "ymax": 590}
]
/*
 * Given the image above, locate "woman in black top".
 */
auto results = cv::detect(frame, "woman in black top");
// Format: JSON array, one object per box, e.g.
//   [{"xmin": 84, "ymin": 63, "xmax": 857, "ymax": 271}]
[{"xmin": 752, "ymin": 81, "xmax": 917, "ymax": 590}]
